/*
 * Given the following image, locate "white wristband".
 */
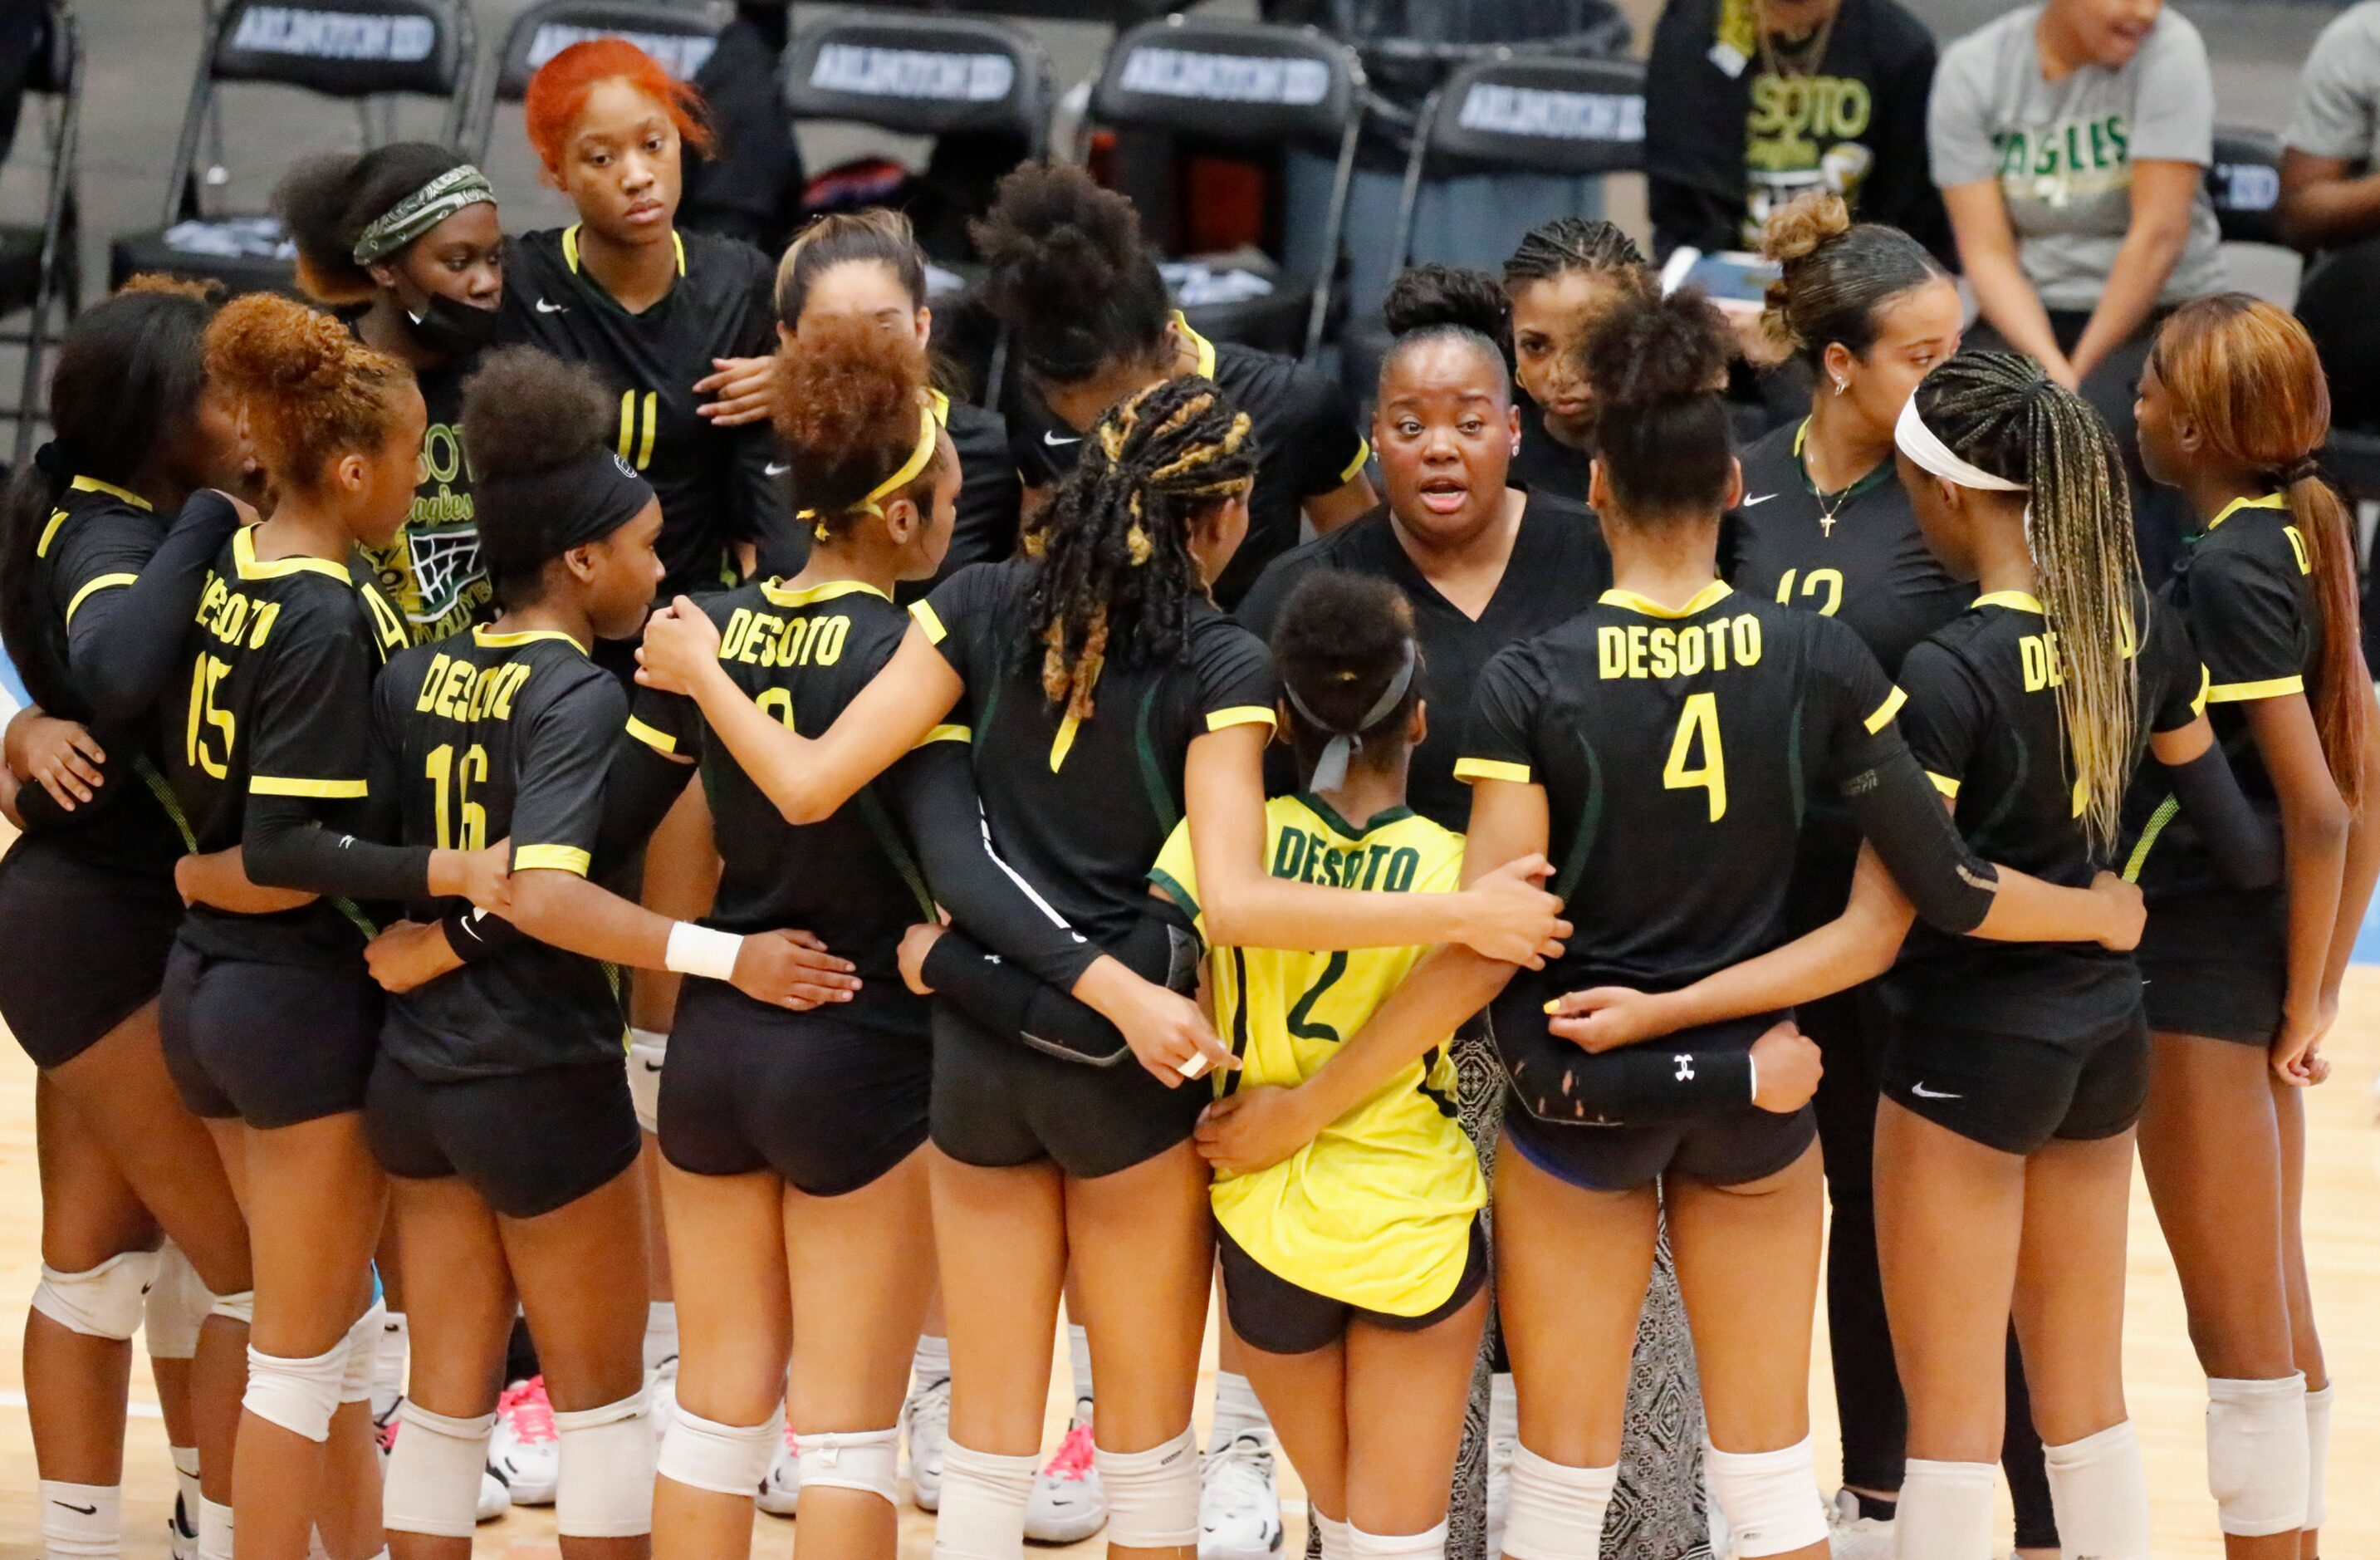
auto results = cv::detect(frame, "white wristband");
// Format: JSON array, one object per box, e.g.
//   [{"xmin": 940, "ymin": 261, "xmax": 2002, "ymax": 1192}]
[
  {"xmin": 664, "ymin": 922, "xmax": 743, "ymax": 982},
  {"xmin": 1746, "ymin": 1056, "xmax": 1758, "ymax": 1104}
]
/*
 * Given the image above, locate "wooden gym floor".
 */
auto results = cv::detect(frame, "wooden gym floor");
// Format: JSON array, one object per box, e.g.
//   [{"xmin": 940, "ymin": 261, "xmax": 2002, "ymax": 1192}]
[{"xmin": 0, "ymin": 978, "xmax": 2373, "ymax": 1557}]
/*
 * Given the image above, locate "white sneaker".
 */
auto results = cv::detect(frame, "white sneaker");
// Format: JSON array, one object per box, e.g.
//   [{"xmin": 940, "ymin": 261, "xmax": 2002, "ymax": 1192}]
[
  {"xmin": 1824, "ymin": 1488, "xmax": 1895, "ymax": 1560},
  {"xmin": 477, "ymin": 1468, "xmax": 511, "ymax": 1522},
  {"xmin": 1023, "ymin": 1415, "xmax": 1108, "ymax": 1543},
  {"xmin": 168, "ymin": 1494, "xmax": 198, "ymax": 1560},
  {"xmin": 1483, "ymin": 1379, "xmax": 1517, "ymax": 1560},
  {"xmin": 757, "ymin": 1420, "xmax": 801, "ymax": 1518},
  {"xmin": 1199, "ymin": 1430, "xmax": 1283, "ymax": 1559},
  {"xmin": 904, "ymin": 1371, "xmax": 951, "ymax": 1511},
  {"xmin": 489, "ymin": 1376, "xmax": 561, "ymax": 1506}
]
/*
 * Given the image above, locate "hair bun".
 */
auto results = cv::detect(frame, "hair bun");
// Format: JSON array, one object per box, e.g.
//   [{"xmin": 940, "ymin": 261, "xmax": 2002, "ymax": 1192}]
[
  {"xmin": 461, "ymin": 346, "xmax": 614, "ymax": 484},
  {"xmin": 1383, "ymin": 263, "xmax": 1510, "ymax": 343},
  {"xmin": 1760, "ymin": 191, "xmax": 1852, "ymax": 267},
  {"xmin": 1586, "ymin": 286, "xmax": 1732, "ymax": 411},
  {"xmin": 204, "ymin": 292, "xmax": 354, "ymax": 400}
]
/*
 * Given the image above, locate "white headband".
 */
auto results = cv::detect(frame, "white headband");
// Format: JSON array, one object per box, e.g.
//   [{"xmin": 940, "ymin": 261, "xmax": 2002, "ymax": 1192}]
[{"xmin": 1895, "ymin": 395, "xmax": 2029, "ymax": 493}]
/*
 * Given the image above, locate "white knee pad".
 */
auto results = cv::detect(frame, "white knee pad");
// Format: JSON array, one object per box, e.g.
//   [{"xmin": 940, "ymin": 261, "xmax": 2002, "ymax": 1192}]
[
  {"xmin": 243, "ymin": 1339, "xmax": 350, "ymax": 1443},
  {"xmin": 32, "ymin": 1248, "xmax": 161, "ymax": 1341},
  {"xmin": 1095, "ymin": 1425, "xmax": 1200, "ymax": 1548},
  {"xmin": 382, "ymin": 1402, "xmax": 497, "ymax": 1538},
  {"xmin": 1703, "ymin": 1436, "xmax": 1826, "ymax": 1558},
  {"xmin": 39, "ymin": 1479, "xmax": 119, "ymax": 1558},
  {"xmin": 338, "ymin": 1298, "xmax": 386, "ymax": 1405},
  {"xmin": 2042, "ymin": 1420, "xmax": 2150, "ymax": 1560},
  {"xmin": 627, "ymin": 1029, "xmax": 668, "ymax": 1135},
  {"xmin": 554, "ymin": 1386, "xmax": 656, "ymax": 1538},
  {"xmin": 2207, "ymin": 1374, "xmax": 2309, "ymax": 1537},
  {"xmin": 208, "ymin": 1290, "xmax": 254, "ymax": 1327},
  {"xmin": 800, "ymin": 1425, "xmax": 901, "ymax": 1504},
  {"xmin": 2305, "ymin": 1382, "xmax": 2333, "ymax": 1532},
  {"xmin": 144, "ymin": 1244, "xmax": 214, "ymax": 1361},
  {"xmin": 1314, "ymin": 1512, "xmax": 1353, "ymax": 1560},
  {"xmin": 656, "ymin": 1403, "xmax": 782, "ymax": 1497},
  {"xmin": 1896, "ymin": 1459, "xmax": 1997, "ymax": 1560},
  {"xmin": 933, "ymin": 1441, "xmax": 1040, "ymax": 1560},
  {"xmin": 1349, "ymin": 1519, "xmax": 1447, "ymax": 1558},
  {"xmin": 1501, "ymin": 1446, "xmax": 1616, "ymax": 1560}
]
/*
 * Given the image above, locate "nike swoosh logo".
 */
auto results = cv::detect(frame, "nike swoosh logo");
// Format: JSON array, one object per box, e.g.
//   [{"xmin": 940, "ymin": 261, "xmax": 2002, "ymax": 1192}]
[
  {"xmin": 640, "ymin": 1060, "xmax": 664, "ymax": 1072},
  {"xmin": 1909, "ymin": 1081, "xmax": 1961, "ymax": 1100},
  {"xmin": 55, "ymin": 1502, "xmax": 97, "ymax": 1514},
  {"xmin": 536, "ymin": 298, "xmax": 568, "ymax": 314},
  {"xmin": 1043, "ymin": 430, "xmax": 1081, "ymax": 448},
  {"xmin": 1742, "ymin": 493, "xmax": 1776, "ymax": 506},
  {"xmin": 764, "ymin": 462, "xmax": 791, "ymax": 477}
]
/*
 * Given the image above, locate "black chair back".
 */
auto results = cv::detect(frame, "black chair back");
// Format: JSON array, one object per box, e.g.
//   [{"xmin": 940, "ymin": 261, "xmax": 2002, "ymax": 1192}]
[
  {"xmin": 475, "ymin": 0, "xmax": 732, "ymax": 156},
  {"xmin": 7, "ymin": 0, "xmax": 81, "ymax": 464},
  {"xmin": 781, "ymin": 12, "xmax": 1051, "ymax": 155},
  {"xmin": 2208, "ymin": 126, "xmax": 2285, "ymax": 249},
  {"xmin": 1090, "ymin": 15, "xmax": 1360, "ymax": 150}
]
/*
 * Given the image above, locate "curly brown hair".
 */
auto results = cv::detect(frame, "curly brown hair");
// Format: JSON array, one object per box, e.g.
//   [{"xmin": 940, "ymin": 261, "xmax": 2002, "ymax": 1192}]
[
  {"xmin": 204, "ymin": 292, "xmax": 413, "ymax": 491},
  {"xmin": 771, "ymin": 312, "xmax": 942, "ymax": 542}
]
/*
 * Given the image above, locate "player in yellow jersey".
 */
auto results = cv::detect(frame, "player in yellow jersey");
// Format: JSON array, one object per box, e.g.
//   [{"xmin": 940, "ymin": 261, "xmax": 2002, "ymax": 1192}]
[{"xmin": 1170, "ymin": 572, "xmax": 1488, "ymax": 1560}]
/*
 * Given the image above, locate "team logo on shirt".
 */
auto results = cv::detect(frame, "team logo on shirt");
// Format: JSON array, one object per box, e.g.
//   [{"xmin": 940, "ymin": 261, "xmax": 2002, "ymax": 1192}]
[{"xmin": 1991, "ymin": 115, "xmax": 2132, "ymax": 206}]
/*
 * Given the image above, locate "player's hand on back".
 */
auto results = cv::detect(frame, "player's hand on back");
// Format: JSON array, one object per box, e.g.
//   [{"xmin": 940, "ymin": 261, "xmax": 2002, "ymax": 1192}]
[
  {"xmin": 734, "ymin": 928, "xmax": 860, "ymax": 1010},
  {"xmin": 2089, "ymin": 871, "xmax": 2145, "ymax": 951},
  {"xmin": 1750, "ymin": 1022, "xmax": 1822, "ymax": 1113},
  {"xmin": 1457, "ymin": 853, "xmax": 1570, "ymax": 969}
]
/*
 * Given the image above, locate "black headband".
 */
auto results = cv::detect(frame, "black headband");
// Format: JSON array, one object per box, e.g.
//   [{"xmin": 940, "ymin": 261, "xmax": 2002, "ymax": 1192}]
[
  {"xmin": 2275, "ymin": 456, "xmax": 2322, "ymax": 488},
  {"xmin": 473, "ymin": 448, "xmax": 655, "ymax": 580}
]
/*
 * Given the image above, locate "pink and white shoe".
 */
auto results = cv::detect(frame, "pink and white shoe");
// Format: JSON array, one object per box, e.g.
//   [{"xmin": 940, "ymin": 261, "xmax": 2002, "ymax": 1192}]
[
  {"xmin": 1025, "ymin": 1416, "xmax": 1108, "ymax": 1543},
  {"xmin": 757, "ymin": 1420, "xmax": 801, "ymax": 1517},
  {"xmin": 489, "ymin": 1376, "xmax": 560, "ymax": 1506}
]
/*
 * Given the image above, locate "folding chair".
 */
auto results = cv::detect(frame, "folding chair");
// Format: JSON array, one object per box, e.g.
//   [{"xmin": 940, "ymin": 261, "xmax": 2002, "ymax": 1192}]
[
  {"xmin": 2207, "ymin": 126, "xmax": 2285, "ymax": 249},
  {"xmin": 2, "ymin": 0, "xmax": 82, "ymax": 465},
  {"xmin": 1339, "ymin": 49, "xmax": 1644, "ymax": 397},
  {"xmin": 844, "ymin": 0, "xmax": 1180, "ymax": 22},
  {"xmin": 783, "ymin": 12, "xmax": 1052, "ymax": 171},
  {"xmin": 1082, "ymin": 15, "xmax": 1364, "ymax": 360},
  {"xmin": 472, "ymin": 0, "xmax": 732, "ymax": 160},
  {"xmin": 109, "ymin": 0, "xmax": 476, "ymax": 295}
]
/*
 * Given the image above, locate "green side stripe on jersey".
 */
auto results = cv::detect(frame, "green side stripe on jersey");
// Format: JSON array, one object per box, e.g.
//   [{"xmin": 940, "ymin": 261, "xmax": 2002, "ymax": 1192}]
[
  {"xmin": 1786, "ymin": 694, "xmax": 1807, "ymax": 829},
  {"xmin": 332, "ymin": 898, "xmax": 379, "ymax": 941},
  {"xmin": 1134, "ymin": 684, "xmax": 1177, "ymax": 836},
  {"xmin": 856, "ymin": 786, "xmax": 937, "ymax": 921},
  {"xmin": 135, "ymin": 755, "xmax": 199, "ymax": 854},
  {"xmin": 1553, "ymin": 728, "xmax": 1604, "ymax": 905},
  {"xmin": 2122, "ymin": 795, "xmax": 2180, "ymax": 884}
]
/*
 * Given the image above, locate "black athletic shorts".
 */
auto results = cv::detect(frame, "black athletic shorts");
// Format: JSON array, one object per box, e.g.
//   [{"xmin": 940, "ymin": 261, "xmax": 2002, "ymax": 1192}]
[
  {"xmin": 1878, "ymin": 1003, "xmax": 2148, "ymax": 1156},
  {"xmin": 1218, "ymin": 1218, "xmax": 1489, "ymax": 1356},
  {"xmin": 159, "ymin": 941, "xmax": 380, "ymax": 1128},
  {"xmin": 0, "ymin": 837, "xmax": 181, "ymax": 1068},
  {"xmin": 365, "ymin": 1049, "xmax": 641, "ymax": 1219},
  {"xmin": 2135, "ymin": 886, "xmax": 2286, "ymax": 1046},
  {"xmin": 928, "ymin": 1001, "xmax": 1207, "ymax": 1180},
  {"xmin": 660, "ymin": 978, "xmax": 931, "ymax": 1197},
  {"xmin": 1501, "ymin": 1092, "xmax": 1815, "ymax": 1194}
]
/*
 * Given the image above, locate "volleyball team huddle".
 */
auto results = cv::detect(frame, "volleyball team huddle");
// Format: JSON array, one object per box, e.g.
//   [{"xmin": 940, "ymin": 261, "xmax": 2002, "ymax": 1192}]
[{"xmin": 0, "ymin": 33, "xmax": 2363, "ymax": 1560}]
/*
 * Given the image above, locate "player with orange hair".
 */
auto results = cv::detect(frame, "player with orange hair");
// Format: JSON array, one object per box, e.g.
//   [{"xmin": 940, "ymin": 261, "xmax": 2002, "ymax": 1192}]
[
  {"xmin": 158, "ymin": 292, "xmax": 507, "ymax": 1560},
  {"xmin": 499, "ymin": 39, "xmax": 795, "ymax": 1481}
]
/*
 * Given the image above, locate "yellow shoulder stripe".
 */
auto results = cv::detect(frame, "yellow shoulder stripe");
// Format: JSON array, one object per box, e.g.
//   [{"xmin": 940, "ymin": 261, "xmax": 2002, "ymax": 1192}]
[
  {"xmin": 1454, "ymin": 757, "xmax": 1531, "ymax": 785},
  {"xmin": 34, "ymin": 508, "xmax": 66, "ymax": 558},
  {"xmin": 2206, "ymin": 675, "xmax": 2305, "ymax": 704},
  {"xmin": 514, "ymin": 844, "xmax": 591, "ymax": 876},
  {"xmin": 2191, "ymin": 665, "xmax": 2211, "ymax": 719},
  {"xmin": 64, "ymin": 573, "xmax": 136, "ymax": 625},
  {"xmin": 1204, "ymin": 705, "xmax": 1276, "ymax": 733},
  {"xmin": 1927, "ymin": 771, "xmax": 1961, "ymax": 798},
  {"xmin": 624, "ymin": 715, "xmax": 678, "ymax": 755},
  {"xmin": 909, "ymin": 600, "xmax": 948, "ymax": 645},
  {"xmin": 1863, "ymin": 685, "xmax": 1907, "ymax": 733},
  {"xmin": 915, "ymin": 724, "xmax": 971, "ymax": 748},
  {"xmin": 249, "ymin": 776, "xmax": 369, "ymax": 799}
]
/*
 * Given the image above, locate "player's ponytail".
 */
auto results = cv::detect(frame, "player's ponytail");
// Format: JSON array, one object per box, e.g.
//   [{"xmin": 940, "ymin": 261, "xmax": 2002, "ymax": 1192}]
[
  {"xmin": 204, "ymin": 292, "xmax": 411, "ymax": 493},
  {"xmin": 0, "ymin": 278, "xmax": 220, "ymax": 712},
  {"xmin": 1024, "ymin": 375, "xmax": 1260, "ymax": 724},
  {"xmin": 2149, "ymin": 295, "xmax": 2368, "ymax": 811},
  {"xmin": 1581, "ymin": 284, "xmax": 1735, "ymax": 521},
  {"xmin": 771, "ymin": 312, "xmax": 944, "ymax": 544},
  {"xmin": 1912, "ymin": 352, "xmax": 2141, "ymax": 852}
]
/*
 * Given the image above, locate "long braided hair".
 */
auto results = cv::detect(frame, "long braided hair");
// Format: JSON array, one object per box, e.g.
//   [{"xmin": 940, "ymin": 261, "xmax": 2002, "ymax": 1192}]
[
  {"xmin": 1913, "ymin": 351, "xmax": 2142, "ymax": 853},
  {"xmin": 1021, "ymin": 375, "xmax": 1259, "ymax": 724},
  {"xmin": 2150, "ymin": 295, "xmax": 2368, "ymax": 810},
  {"xmin": 1503, "ymin": 216, "xmax": 1645, "ymax": 292}
]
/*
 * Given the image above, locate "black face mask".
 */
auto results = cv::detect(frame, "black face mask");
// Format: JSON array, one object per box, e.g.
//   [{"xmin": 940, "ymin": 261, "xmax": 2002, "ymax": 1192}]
[{"xmin": 406, "ymin": 293, "xmax": 504, "ymax": 359}]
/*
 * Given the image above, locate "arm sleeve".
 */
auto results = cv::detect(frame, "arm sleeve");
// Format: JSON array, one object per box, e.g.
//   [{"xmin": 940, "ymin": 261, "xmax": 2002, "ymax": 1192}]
[
  {"xmin": 1453, "ymin": 644, "xmax": 1548, "ymax": 787},
  {"xmin": 878, "ymin": 733, "xmax": 1106, "ymax": 989},
  {"xmin": 1284, "ymin": 368, "xmax": 1370, "ymax": 499},
  {"xmin": 60, "ymin": 492, "xmax": 241, "ymax": 727},
  {"xmin": 2127, "ymin": 17, "xmax": 2215, "ymax": 166},
  {"xmin": 1839, "ymin": 737, "xmax": 2000, "ymax": 933},
  {"xmin": 2160, "ymin": 744, "xmax": 2285, "ymax": 890},
  {"xmin": 1504, "ymin": 1030, "xmax": 1758, "ymax": 1124},
  {"xmin": 2190, "ymin": 548, "xmax": 2310, "ymax": 702},
  {"xmin": 243, "ymin": 792, "xmax": 433, "ymax": 898},
  {"xmin": 507, "ymin": 672, "xmax": 624, "ymax": 879},
  {"xmin": 2284, "ymin": 12, "xmax": 2378, "ymax": 157},
  {"xmin": 1927, "ymin": 37, "xmax": 2002, "ymax": 188},
  {"xmin": 918, "ymin": 905, "xmax": 1193, "ymax": 1065}
]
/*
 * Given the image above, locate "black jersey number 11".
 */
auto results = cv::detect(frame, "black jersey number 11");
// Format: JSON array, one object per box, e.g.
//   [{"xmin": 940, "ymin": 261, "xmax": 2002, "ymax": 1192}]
[{"xmin": 618, "ymin": 390, "xmax": 658, "ymax": 471}]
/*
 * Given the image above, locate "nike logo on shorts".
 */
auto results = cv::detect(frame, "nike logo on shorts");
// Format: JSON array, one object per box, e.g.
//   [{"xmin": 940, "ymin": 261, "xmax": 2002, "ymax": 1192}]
[
  {"xmin": 536, "ymin": 298, "xmax": 568, "ymax": 313},
  {"xmin": 1909, "ymin": 1081, "xmax": 1961, "ymax": 1100},
  {"xmin": 1044, "ymin": 429, "xmax": 1082, "ymax": 448},
  {"xmin": 765, "ymin": 462, "xmax": 792, "ymax": 477}
]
